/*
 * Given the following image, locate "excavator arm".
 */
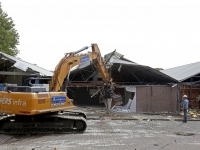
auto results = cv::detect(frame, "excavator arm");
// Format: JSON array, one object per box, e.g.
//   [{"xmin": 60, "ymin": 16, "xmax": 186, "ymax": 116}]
[
  {"xmin": 49, "ymin": 43, "xmax": 122, "ymax": 111},
  {"xmin": 91, "ymin": 44, "xmax": 111, "ymax": 87},
  {"xmin": 49, "ymin": 43, "xmax": 110, "ymax": 92},
  {"xmin": 49, "ymin": 48, "xmax": 91, "ymax": 92}
]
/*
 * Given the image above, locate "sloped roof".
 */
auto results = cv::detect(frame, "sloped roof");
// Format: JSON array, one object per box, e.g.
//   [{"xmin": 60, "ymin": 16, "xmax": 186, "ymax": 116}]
[
  {"xmin": 108, "ymin": 59, "xmax": 177, "ymax": 84},
  {"xmin": 161, "ymin": 61, "xmax": 200, "ymax": 82},
  {"xmin": 0, "ymin": 52, "xmax": 53, "ymax": 76}
]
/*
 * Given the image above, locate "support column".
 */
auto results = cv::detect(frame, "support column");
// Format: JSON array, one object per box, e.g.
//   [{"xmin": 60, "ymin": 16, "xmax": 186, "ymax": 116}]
[{"xmin": 177, "ymin": 83, "xmax": 180, "ymax": 112}]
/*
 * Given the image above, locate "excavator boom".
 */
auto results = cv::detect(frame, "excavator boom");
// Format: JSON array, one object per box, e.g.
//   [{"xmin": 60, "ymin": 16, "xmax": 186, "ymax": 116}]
[{"xmin": 49, "ymin": 44, "xmax": 111, "ymax": 91}]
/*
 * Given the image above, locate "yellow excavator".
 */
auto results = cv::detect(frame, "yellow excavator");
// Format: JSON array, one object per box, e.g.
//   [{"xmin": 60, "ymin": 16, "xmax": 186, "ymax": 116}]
[{"xmin": 0, "ymin": 43, "xmax": 122, "ymax": 134}]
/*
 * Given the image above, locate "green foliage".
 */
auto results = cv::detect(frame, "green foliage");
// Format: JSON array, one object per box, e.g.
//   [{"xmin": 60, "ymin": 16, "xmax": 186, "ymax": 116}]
[
  {"xmin": 0, "ymin": 3, "xmax": 19, "ymax": 56},
  {"xmin": 154, "ymin": 68, "xmax": 164, "ymax": 71},
  {"xmin": 196, "ymin": 95, "xmax": 200, "ymax": 102}
]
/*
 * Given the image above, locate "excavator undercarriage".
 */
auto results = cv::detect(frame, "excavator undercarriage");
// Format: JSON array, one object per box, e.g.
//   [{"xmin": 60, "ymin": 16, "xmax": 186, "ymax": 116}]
[
  {"xmin": 0, "ymin": 111, "xmax": 87, "ymax": 134},
  {"xmin": 0, "ymin": 86, "xmax": 87, "ymax": 135}
]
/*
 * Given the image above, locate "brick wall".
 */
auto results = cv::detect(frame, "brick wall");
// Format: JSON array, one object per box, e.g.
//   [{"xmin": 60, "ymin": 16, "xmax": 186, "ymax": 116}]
[{"xmin": 136, "ymin": 86, "xmax": 177, "ymax": 112}]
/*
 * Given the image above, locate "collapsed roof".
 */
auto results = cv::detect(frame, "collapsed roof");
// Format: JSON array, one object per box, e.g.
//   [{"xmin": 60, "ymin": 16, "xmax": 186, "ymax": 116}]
[{"xmin": 69, "ymin": 51, "xmax": 177, "ymax": 85}]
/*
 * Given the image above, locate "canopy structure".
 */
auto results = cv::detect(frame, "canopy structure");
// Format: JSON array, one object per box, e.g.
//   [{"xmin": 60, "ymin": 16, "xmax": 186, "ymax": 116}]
[{"xmin": 0, "ymin": 52, "xmax": 53, "ymax": 76}]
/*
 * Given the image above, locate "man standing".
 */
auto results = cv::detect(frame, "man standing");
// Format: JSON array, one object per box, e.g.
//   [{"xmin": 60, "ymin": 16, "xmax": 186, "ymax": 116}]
[{"xmin": 182, "ymin": 95, "xmax": 189, "ymax": 122}]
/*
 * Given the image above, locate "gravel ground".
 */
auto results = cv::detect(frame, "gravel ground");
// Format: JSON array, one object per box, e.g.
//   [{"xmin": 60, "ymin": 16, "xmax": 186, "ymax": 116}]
[{"xmin": 0, "ymin": 119, "xmax": 200, "ymax": 150}]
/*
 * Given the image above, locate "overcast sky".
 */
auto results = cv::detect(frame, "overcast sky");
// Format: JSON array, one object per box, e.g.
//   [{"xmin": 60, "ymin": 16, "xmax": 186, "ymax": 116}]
[{"xmin": 1, "ymin": 0, "xmax": 200, "ymax": 71}]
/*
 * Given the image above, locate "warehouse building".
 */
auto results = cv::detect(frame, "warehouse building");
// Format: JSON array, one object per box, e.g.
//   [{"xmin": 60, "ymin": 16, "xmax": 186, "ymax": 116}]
[{"xmin": 161, "ymin": 61, "xmax": 200, "ymax": 111}]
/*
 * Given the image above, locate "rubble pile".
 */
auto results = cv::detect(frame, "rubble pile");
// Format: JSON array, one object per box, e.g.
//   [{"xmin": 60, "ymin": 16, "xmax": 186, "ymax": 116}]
[{"xmin": 180, "ymin": 109, "xmax": 200, "ymax": 118}]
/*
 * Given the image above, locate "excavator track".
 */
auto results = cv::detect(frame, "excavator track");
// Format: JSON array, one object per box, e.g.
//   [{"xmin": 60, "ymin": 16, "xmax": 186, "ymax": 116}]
[
  {"xmin": 0, "ymin": 112, "xmax": 87, "ymax": 135},
  {"xmin": 60, "ymin": 110, "xmax": 87, "ymax": 119}
]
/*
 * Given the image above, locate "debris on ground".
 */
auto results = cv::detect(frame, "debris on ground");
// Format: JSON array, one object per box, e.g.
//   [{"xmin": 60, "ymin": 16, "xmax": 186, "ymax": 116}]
[
  {"xmin": 112, "ymin": 99, "xmax": 136, "ymax": 113},
  {"xmin": 175, "ymin": 132, "xmax": 195, "ymax": 136},
  {"xmin": 180, "ymin": 109, "xmax": 200, "ymax": 118}
]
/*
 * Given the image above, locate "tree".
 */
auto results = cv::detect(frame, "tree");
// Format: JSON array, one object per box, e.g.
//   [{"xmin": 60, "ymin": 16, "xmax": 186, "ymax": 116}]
[
  {"xmin": 154, "ymin": 68, "xmax": 164, "ymax": 71},
  {"xmin": 0, "ymin": 3, "xmax": 19, "ymax": 56}
]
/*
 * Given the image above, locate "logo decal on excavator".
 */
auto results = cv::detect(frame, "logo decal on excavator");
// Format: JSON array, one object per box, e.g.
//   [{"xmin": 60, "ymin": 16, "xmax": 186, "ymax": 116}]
[
  {"xmin": 80, "ymin": 55, "xmax": 89, "ymax": 63},
  {"xmin": 51, "ymin": 96, "xmax": 66, "ymax": 107}
]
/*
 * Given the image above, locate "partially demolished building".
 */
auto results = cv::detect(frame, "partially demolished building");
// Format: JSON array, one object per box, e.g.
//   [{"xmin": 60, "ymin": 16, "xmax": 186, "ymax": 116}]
[{"xmin": 67, "ymin": 51, "xmax": 178, "ymax": 112}]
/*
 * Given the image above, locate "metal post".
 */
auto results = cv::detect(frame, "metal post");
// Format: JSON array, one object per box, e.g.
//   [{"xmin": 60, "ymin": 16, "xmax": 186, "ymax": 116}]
[
  {"xmin": 190, "ymin": 78, "xmax": 193, "ymax": 103},
  {"xmin": 177, "ymin": 83, "xmax": 180, "ymax": 112}
]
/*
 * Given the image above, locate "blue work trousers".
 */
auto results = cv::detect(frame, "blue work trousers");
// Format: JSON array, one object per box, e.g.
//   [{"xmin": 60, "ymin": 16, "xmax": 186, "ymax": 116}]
[{"xmin": 183, "ymin": 109, "xmax": 188, "ymax": 122}]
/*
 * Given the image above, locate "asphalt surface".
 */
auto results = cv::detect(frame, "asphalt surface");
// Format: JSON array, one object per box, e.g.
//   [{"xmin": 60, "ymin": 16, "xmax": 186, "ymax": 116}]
[{"xmin": 0, "ymin": 118, "xmax": 200, "ymax": 150}]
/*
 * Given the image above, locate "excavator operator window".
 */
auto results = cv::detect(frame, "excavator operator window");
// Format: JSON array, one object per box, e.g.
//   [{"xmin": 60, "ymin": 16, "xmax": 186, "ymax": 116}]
[{"xmin": 6, "ymin": 86, "xmax": 31, "ymax": 92}]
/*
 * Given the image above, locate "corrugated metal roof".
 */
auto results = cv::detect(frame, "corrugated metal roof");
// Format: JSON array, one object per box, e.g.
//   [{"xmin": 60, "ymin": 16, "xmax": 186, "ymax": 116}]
[
  {"xmin": 161, "ymin": 61, "xmax": 200, "ymax": 82},
  {"xmin": 109, "ymin": 58, "xmax": 177, "ymax": 83},
  {"xmin": 0, "ymin": 52, "xmax": 53, "ymax": 76}
]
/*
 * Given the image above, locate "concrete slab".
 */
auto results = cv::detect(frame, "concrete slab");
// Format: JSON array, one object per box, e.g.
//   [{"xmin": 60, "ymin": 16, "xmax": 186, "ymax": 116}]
[{"xmin": 0, "ymin": 120, "xmax": 200, "ymax": 150}]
